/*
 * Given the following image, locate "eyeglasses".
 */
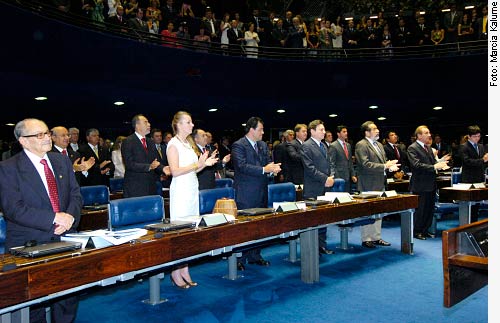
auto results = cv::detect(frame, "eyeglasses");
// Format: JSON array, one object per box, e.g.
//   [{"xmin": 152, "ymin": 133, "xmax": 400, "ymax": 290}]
[{"xmin": 22, "ymin": 131, "xmax": 51, "ymax": 139}]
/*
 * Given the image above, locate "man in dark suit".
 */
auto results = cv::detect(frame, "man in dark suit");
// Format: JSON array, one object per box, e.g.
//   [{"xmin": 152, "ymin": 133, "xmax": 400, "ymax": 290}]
[
  {"xmin": 273, "ymin": 129, "xmax": 293, "ymax": 183},
  {"xmin": 355, "ymin": 121, "xmax": 399, "ymax": 248},
  {"xmin": 78, "ymin": 128, "xmax": 114, "ymax": 186},
  {"xmin": 384, "ymin": 130, "xmax": 409, "ymax": 176},
  {"xmin": 459, "ymin": 125, "xmax": 488, "ymax": 222},
  {"xmin": 232, "ymin": 117, "xmax": 281, "ymax": 270},
  {"xmin": 121, "ymin": 115, "xmax": 170, "ymax": 198},
  {"xmin": 300, "ymin": 119, "xmax": 335, "ymax": 255},
  {"xmin": 329, "ymin": 125, "xmax": 357, "ymax": 193},
  {"xmin": 431, "ymin": 134, "xmax": 448, "ymax": 159},
  {"xmin": 128, "ymin": 8, "xmax": 149, "ymax": 33},
  {"xmin": 151, "ymin": 128, "xmax": 171, "ymax": 188},
  {"xmin": 284, "ymin": 123, "xmax": 307, "ymax": 184},
  {"xmin": 227, "ymin": 19, "xmax": 244, "ymax": 55},
  {"xmin": 0, "ymin": 118, "xmax": 82, "ymax": 322},
  {"xmin": 51, "ymin": 126, "xmax": 95, "ymax": 185},
  {"xmin": 193, "ymin": 128, "xmax": 230, "ymax": 190},
  {"xmin": 407, "ymin": 125, "xmax": 450, "ymax": 240}
]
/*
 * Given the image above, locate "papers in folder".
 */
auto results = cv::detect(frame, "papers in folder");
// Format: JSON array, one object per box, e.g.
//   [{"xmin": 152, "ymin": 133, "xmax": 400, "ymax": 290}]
[{"xmin": 62, "ymin": 228, "xmax": 148, "ymax": 249}]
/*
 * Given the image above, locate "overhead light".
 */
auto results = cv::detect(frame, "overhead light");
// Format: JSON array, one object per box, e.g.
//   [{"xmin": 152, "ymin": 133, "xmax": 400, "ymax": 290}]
[
  {"xmin": 345, "ymin": 17, "xmax": 353, "ymax": 21},
  {"xmin": 208, "ymin": 108, "xmax": 218, "ymax": 112},
  {"xmin": 34, "ymin": 96, "xmax": 47, "ymax": 101},
  {"xmin": 114, "ymin": 101, "xmax": 125, "ymax": 106},
  {"xmin": 241, "ymin": 123, "xmax": 246, "ymax": 127},
  {"xmin": 419, "ymin": 11, "xmax": 426, "ymax": 15},
  {"xmin": 369, "ymin": 105, "xmax": 378, "ymax": 109},
  {"xmin": 277, "ymin": 109, "xmax": 285, "ymax": 113},
  {"xmin": 377, "ymin": 117, "xmax": 386, "ymax": 121},
  {"xmin": 328, "ymin": 114, "xmax": 338, "ymax": 118},
  {"xmin": 465, "ymin": 6, "xmax": 475, "ymax": 10},
  {"xmin": 433, "ymin": 106, "xmax": 443, "ymax": 110},
  {"xmin": 369, "ymin": 15, "xmax": 378, "ymax": 19},
  {"xmin": 441, "ymin": 8, "xmax": 451, "ymax": 12},
  {"xmin": 5, "ymin": 123, "xmax": 15, "ymax": 126}
]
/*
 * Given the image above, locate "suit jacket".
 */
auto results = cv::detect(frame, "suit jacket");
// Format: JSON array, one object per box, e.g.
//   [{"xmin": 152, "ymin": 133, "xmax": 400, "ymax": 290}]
[
  {"xmin": 196, "ymin": 145, "xmax": 224, "ymax": 190},
  {"xmin": 384, "ymin": 143, "xmax": 409, "ymax": 174},
  {"xmin": 78, "ymin": 143, "xmax": 114, "ymax": 186},
  {"xmin": 459, "ymin": 141, "xmax": 487, "ymax": 183},
  {"xmin": 354, "ymin": 138, "xmax": 387, "ymax": 191},
  {"xmin": 300, "ymin": 138, "xmax": 330, "ymax": 199},
  {"xmin": 284, "ymin": 139, "xmax": 304, "ymax": 184},
  {"xmin": 232, "ymin": 137, "xmax": 271, "ymax": 209},
  {"xmin": 0, "ymin": 151, "xmax": 82, "ymax": 249},
  {"xmin": 128, "ymin": 17, "xmax": 149, "ymax": 33},
  {"xmin": 407, "ymin": 142, "xmax": 437, "ymax": 192},
  {"xmin": 227, "ymin": 28, "xmax": 244, "ymax": 45},
  {"xmin": 121, "ymin": 134, "xmax": 165, "ymax": 197},
  {"xmin": 328, "ymin": 140, "xmax": 355, "ymax": 192},
  {"xmin": 51, "ymin": 145, "xmax": 83, "ymax": 185}
]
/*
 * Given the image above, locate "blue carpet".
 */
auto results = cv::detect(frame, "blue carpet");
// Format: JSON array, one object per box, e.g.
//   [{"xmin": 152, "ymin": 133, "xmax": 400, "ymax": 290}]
[{"xmin": 75, "ymin": 216, "xmax": 488, "ymax": 323}]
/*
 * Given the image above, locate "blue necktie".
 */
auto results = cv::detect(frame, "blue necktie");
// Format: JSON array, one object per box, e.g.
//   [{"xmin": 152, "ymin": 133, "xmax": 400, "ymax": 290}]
[
  {"xmin": 473, "ymin": 143, "xmax": 479, "ymax": 154},
  {"xmin": 320, "ymin": 143, "xmax": 326, "ymax": 156}
]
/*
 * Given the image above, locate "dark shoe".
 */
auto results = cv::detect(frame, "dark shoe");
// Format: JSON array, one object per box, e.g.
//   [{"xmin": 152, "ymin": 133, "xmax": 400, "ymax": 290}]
[
  {"xmin": 248, "ymin": 259, "xmax": 270, "ymax": 266},
  {"xmin": 319, "ymin": 247, "xmax": 335, "ymax": 254},
  {"xmin": 237, "ymin": 262, "xmax": 245, "ymax": 271},
  {"xmin": 182, "ymin": 278, "xmax": 198, "ymax": 287},
  {"xmin": 362, "ymin": 241, "xmax": 376, "ymax": 248},
  {"xmin": 373, "ymin": 239, "xmax": 391, "ymax": 246},
  {"xmin": 426, "ymin": 232, "xmax": 436, "ymax": 239},
  {"xmin": 414, "ymin": 233, "xmax": 427, "ymax": 240}
]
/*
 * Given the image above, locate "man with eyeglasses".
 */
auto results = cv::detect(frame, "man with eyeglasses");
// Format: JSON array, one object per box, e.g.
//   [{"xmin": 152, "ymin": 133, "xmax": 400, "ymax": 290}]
[
  {"xmin": 459, "ymin": 125, "xmax": 488, "ymax": 222},
  {"xmin": 0, "ymin": 118, "xmax": 82, "ymax": 322}
]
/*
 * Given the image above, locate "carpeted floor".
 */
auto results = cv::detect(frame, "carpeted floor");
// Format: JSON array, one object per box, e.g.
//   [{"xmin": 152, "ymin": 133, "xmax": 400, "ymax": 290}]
[{"xmin": 75, "ymin": 216, "xmax": 488, "ymax": 323}]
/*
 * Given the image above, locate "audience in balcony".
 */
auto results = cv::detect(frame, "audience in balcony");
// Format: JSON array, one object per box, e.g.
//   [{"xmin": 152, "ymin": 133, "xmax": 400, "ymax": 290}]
[{"xmin": 244, "ymin": 22, "xmax": 260, "ymax": 58}]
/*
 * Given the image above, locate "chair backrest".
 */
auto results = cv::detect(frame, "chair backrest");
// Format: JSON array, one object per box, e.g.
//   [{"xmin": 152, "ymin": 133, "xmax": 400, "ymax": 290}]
[
  {"xmin": 330, "ymin": 178, "xmax": 346, "ymax": 192},
  {"xmin": 80, "ymin": 185, "xmax": 110, "ymax": 206},
  {"xmin": 451, "ymin": 167, "xmax": 462, "ymax": 185},
  {"xmin": 109, "ymin": 177, "xmax": 124, "ymax": 193},
  {"xmin": 267, "ymin": 182, "xmax": 296, "ymax": 208},
  {"xmin": 199, "ymin": 187, "xmax": 235, "ymax": 215},
  {"xmin": 0, "ymin": 214, "xmax": 6, "ymax": 254},
  {"xmin": 215, "ymin": 178, "xmax": 234, "ymax": 188},
  {"xmin": 108, "ymin": 195, "xmax": 165, "ymax": 230}
]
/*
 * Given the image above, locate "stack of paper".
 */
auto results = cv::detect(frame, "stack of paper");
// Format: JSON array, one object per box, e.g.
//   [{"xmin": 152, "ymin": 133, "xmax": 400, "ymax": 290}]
[{"xmin": 62, "ymin": 228, "xmax": 148, "ymax": 249}]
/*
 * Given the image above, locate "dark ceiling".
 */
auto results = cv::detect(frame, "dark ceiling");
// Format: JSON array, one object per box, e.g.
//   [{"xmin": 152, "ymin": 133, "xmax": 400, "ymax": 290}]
[{"xmin": 0, "ymin": 1, "xmax": 488, "ymax": 144}]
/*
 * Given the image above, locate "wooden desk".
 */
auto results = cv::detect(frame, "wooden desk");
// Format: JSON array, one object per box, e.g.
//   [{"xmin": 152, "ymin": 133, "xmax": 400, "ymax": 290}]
[
  {"xmin": 0, "ymin": 195, "xmax": 418, "ymax": 316},
  {"xmin": 439, "ymin": 187, "xmax": 488, "ymax": 225},
  {"xmin": 78, "ymin": 208, "xmax": 108, "ymax": 231},
  {"xmin": 442, "ymin": 219, "xmax": 488, "ymax": 307}
]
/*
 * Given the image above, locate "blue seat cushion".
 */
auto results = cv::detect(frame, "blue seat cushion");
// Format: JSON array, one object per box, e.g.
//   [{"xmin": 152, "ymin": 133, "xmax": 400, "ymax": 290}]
[
  {"xmin": 80, "ymin": 185, "xmax": 110, "ymax": 206},
  {"xmin": 109, "ymin": 195, "xmax": 165, "ymax": 229}
]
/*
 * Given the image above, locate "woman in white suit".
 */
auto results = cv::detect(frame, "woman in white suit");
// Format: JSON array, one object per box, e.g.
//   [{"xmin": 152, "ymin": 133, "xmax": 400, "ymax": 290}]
[{"xmin": 244, "ymin": 22, "xmax": 260, "ymax": 59}]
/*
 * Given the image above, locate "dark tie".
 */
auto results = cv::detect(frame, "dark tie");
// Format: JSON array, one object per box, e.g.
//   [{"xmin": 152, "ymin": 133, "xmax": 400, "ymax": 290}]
[
  {"xmin": 62, "ymin": 149, "xmax": 67, "ymax": 156},
  {"xmin": 202, "ymin": 147, "xmax": 206, "ymax": 154},
  {"xmin": 473, "ymin": 143, "xmax": 479, "ymax": 154},
  {"xmin": 393, "ymin": 145, "xmax": 400, "ymax": 160},
  {"xmin": 253, "ymin": 143, "xmax": 258, "ymax": 154},
  {"xmin": 40, "ymin": 159, "xmax": 60, "ymax": 213},
  {"xmin": 320, "ymin": 143, "xmax": 326, "ymax": 156},
  {"xmin": 157, "ymin": 145, "xmax": 162, "ymax": 158},
  {"xmin": 343, "ymin": 142, "xmax": 349, "ymax": 159},
  {"xmin": 141, "ymin": 138, "xmax": 147, "ymax": 151}
]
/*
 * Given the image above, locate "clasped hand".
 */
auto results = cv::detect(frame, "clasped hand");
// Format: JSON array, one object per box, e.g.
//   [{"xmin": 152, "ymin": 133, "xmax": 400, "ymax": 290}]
[
  {"xmin": 385, "ymin": 159, "xmax": 400, "ymax": 172},
  {"xmin": 54, "ymin": 212, "xmax": 75, "ymax": 235},
  {"xmin": 199, "ymin": 150, "xmax": 218, "ymax": 167},
  {"xmin": 264, "ymin": 162, "xmax": 281, "ymax": 175}
]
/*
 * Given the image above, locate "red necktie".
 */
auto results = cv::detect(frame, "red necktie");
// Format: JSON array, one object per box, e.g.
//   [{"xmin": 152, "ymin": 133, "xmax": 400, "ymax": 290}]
[
  {"xmin": 62, "ymin": 149, "xmax": 67, "ymax": 156},
  {"xmin": 141, "ymin": 138, "xmax": 147, "ymax": 151},
  {"xmin": 394, "ymin": 145, "xmax": 400, "ymax": 160},
  {"xmin": 343, "ymin": 142, "xmax": 349, "ymax": 159},
  {"xmin": 40, "ymin": 159, "xmax": 60, "ymax": 213}
]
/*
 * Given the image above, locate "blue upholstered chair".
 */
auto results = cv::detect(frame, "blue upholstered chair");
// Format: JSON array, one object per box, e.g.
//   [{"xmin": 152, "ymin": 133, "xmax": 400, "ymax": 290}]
[
  {"xmin": 267, "ymin": 182, "xmax": 296, "ymax": 208},
  {"xmin": 199, "ymin": 187, "xmax": 235, "ymax": 215},
  {"xmin": 108, "ymin": 195, "xmax": 165, "ymax": 230},
  {"xmin": 215, "ymin": 178, "xmax": 233, "ymax": 188},
  {"xmin": 109, "ymin": 178, "xmax": 124, "ymax": 193},
  {"xmin": 0, "ymin": 215, "xmax": 6, "ymax": 254},
  {"xmin": 430, "ymin": 167, "xmax": 461, "ymax": 235},
  {"xmin": 331, "ymin": 178, "xmax": 346, "ymax": 193},
  {"xmin": 80, "ymin": 185, "xmax": 110, "ymax": 206}
]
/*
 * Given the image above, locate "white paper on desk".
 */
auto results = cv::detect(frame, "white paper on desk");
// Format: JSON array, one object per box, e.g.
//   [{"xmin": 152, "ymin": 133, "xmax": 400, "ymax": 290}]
[
  {"xmin": 64, "ymin": 229, "xmax": 148, "ymax": 248},
  {"xmin": 362, "ymin": 191, "xmax": 384, "ymax": 196},
  {"xmin": 324, "ymin": 192, "xmax": 354, "ymax": 203},
  {"xmin": 472, "ymin": 183, "xmax": 486, "ymax": 188},
  {"xmin": 452, "ymin": 183, "xmax": 473, "ymax": 190}
]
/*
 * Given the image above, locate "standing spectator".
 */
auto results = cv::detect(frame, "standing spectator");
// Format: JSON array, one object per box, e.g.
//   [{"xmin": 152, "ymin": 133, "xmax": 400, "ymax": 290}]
[
  {"xmin": 407, "ymin": 125, "xmax": 449, "ymax": 240},
  {"xmin": 68, "ymin": 127, "xmax": 80, "ymax": 152},
  {"xmin": 329, "ymin": 125, "xmax": 357, "ymax": 193},
  {"xmin": 232, "ymin": 117, "xmax": 281, "ymax": 270},
  {"xmin": 300, "ymin": 119, "xmax": 335, "ymax": 255},
  {"xmin": 285, "ymin": 123, "xmax": 307, "ymax": 185},
  {"xmin": 443, "ymin": 3, "xmax": 462, "ymax": 43},
  {"xmin": 121, "ymin": 115, "xmax": 170, "ymax": 197},
  {"xmin": 244, "ymin": 22, "xmax": 260, "ymax": 58},
  {"xmin": 459, "ymin": 125, "xmax": 488, "ymax": 222},
  {"xmin": 355, "ymin": 121, "xmax": 398, "ymax": 248},
  {"xmin": 167, "ymin": 111, "xmax": 218, "ymax": 287},
  {"xmin": 0, "ymin": 118, "xmax": 81, "ymax": 322},
  {"xmin": 111, "ymin": 135, "xmax": 126, "ymax": 178},
  {"xmin": 78, "ymin": 128, "xmax": 114, "ymax": 186}
]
